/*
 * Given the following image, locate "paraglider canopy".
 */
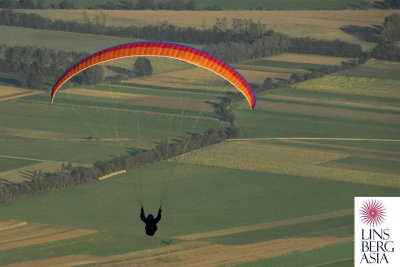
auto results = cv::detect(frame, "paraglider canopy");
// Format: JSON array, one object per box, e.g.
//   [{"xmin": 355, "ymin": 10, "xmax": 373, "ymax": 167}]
[{"xmin": 50, "ymin": 42, "xmax": 256, "ymax": 109}]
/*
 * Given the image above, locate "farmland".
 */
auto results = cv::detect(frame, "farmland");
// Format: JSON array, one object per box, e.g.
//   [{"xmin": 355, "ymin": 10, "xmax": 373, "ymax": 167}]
[
  {"xmin": 17, "ymin": 9, "xmax": 396, "ymax": 49},
  {"xmin": 39, "ymin": 0, "xmax": 371, "ymax": 10},
  {"xmin": 1, "ymin": 5, "xmax": 400, "ymax": 266},
  {"xmin": 0, "ymin": 162, "xmax": 399, "ymax": 265},
  {"xmin": 0, "ymin": 25, "xmax": 143, "ymax": 53}
]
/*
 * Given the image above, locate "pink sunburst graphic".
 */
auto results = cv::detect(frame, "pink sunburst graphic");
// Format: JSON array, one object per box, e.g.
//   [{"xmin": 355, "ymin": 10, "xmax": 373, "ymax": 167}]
[{"xmin": 360, "ymin": 199, "xmax": 386, "ymax": 227}]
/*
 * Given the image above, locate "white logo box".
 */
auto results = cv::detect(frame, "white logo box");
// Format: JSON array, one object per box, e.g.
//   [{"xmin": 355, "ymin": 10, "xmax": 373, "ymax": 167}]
[{"xmin": 355, "ymin": 197, "xmax": 400, "ymax": 266}]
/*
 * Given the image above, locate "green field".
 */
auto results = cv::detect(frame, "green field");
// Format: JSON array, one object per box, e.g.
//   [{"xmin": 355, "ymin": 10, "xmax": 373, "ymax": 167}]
[
  {"xmin": 235, "ymin": 242, "xmax": 353, "ymax": 266},
  {"xmin": 0, "ymin": 25, "xmax": 142, "ymax": 53},
  {"xmin": 0, "ymin": 157, "xmax": 37, "ymax": 172},
  {"xmin": 0, "ymin": 162, "xmax": 398, "ymax": 265},
  {"xmin": 243, "ymin": 59, "xmax": 326, "ymax": 70},
  {"xmin": 0, "ymin": 99, "xmax": 225, "ymax": 164}
]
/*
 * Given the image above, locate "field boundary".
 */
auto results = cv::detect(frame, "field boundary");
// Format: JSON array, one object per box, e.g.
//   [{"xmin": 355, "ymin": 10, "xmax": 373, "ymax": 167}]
[
  {"xmin": 18, "ymin": 99, "xmax": 219, "ymax": 122},
  {"xmin": 0, "ymin": 154, "xmax": 91, "ymax": 166},
  {"xmin": 176, "ymin": 209, "xmax": 353, "ymax": 240}
]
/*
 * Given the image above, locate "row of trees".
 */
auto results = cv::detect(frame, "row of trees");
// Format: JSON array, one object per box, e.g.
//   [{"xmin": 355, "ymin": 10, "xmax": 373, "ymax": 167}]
[
  {"xmin": 0, "ymin": 45, "xmax": 155, "ymax": 89},
  {"xmin": 89, "ymin": 0, "xmax": 197, "ymax": 10},
  {"xmin": 0, "ymin": 0, "xmax": 215, "ymax": 10},
  {"xmin": 203, "ymin": 32, "xmax": 289, "ymax": 63},
  {"xmin": 288, "ymin": 37, "xmax": 363, "ymax": 57},
  {"xmin": 0, "ymin": 10, "xmax": 270, "ymax": 44},
  {"xmin": 0, "ymin": 123, "xmax": 239, "ymax": 203}
]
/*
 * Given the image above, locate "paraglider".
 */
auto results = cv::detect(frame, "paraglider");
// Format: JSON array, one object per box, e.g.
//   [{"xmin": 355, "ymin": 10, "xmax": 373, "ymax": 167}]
[
  {"xmin": 50, "ymin": 42, "xmax": 256, "ymax": 109},
  {"xmin": 140, "ymin": 206, "xmax": 162, "ymax": 236},
  {"xmin": 50, "ymin": 42, "xmax": 256, "ymax": 236}
]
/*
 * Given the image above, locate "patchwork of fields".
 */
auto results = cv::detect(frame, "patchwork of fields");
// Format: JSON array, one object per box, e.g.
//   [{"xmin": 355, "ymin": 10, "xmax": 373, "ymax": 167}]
[
  {"xmin": 17, "ymin": 9, "xmax": 396, "ymax": 49},
  {"xmin": 36, "ymin": 0, "xmax": 371, "ymax": 10},
  {"xmin": 0, "ymin": 162, "xmax": 399, "ymax": 266},
  {"xmin": 0, "ymin": 10, "xmax": 399, "ymax": 265}
]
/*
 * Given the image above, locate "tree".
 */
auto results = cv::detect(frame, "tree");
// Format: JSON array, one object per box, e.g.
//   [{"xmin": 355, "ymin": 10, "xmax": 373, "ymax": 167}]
[
  {"xmin": 74, "ymin": 65, "xmax": 105, "ymax": 85},
  {"xmin": 19, "ymin": 70, "xmax": 45, "ymax": 89},
  {"xmin": 133, "ymin": 57, "xmax": 153, "ymax": 76},
  {"xmin": 381, "ymin": 13, "xmax": 400, "ymax": 43},
  {"xmin": 59, "ymin": 0, "xmax": 74, "ymax": 9},
  {"xmin": 383, "ymin": 0, "xmax": 400, "ymax": 8}
]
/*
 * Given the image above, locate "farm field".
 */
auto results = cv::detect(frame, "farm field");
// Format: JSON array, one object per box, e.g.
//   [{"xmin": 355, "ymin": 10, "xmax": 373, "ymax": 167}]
[
  {"xmin": 16, "ymin": 9, "xmax": 397, "ymax": 49},
  {"xmin": 0, "ymin": 6, "xmax": 399, "ymax": 266},
  {"xmin": 0, "ymin": 162, "xmax": 399, "ymax": 265},
  {"xmin": 38, "ymin": 0, "xmax": 371, "ymax": 10},
  {"xmin": 0, "ymin": 25, "xmax": 143, "ymax": 53}
]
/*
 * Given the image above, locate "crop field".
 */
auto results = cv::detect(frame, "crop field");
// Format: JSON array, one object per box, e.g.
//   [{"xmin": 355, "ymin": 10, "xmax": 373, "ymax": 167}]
[
  {"xmin": 170, "ymin": 141, "xmax": 400, "ymax": 188},
  {"xmin": 0, "ymin": 86, "xmax": 28, "ymax": 98},
  {"xmin": 296, "ymin": 75, "xmax": 400, "ymax": 99},
  {"xmin": 37, "ymin": 0, "xmax": 370, "ymax": 10},
  {"xmin": 17, "ymin": 9, "xmax": 395, "ymax": 49},
  {"xmin": 0, "ymin": 26, "xmax": 142, "ymax": 53},
  {"xmin": 266, "ymin": 53, "xmax": 349, "ymax": 65},
  {"xmin": 0, "ymin": 161, "xmax": 399, "ymax": 265},
  {"xmin": 0, "ymin": 161, "xmax": 66, "ymax": 183}
]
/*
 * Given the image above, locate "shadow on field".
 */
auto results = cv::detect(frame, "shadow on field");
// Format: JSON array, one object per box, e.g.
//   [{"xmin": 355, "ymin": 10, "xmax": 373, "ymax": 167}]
[{"xmin": 340, "ymin": 25, "xmax": 381, "ymax": 43}]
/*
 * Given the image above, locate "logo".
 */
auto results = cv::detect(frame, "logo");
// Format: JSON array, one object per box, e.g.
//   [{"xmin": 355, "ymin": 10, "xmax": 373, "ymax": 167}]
[
  {"xmin": 360, "ymin": 199, "xmax": 386, "ymax": 227},
  {"xmin": 355, "ymin": 197, "xmax": 400, "ymax": 266}
]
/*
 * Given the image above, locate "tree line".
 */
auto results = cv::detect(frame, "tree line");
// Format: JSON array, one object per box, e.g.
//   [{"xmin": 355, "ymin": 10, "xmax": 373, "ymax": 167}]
[
  {"xmin": 0, "ymin": 10, "xmax": 269, "ymax": 44},
  {"xmin": 0, "ymin": 50, "xmax": 368, "ymax": 204},
  {"xmin": 0, "ymin": 45, "xmax": 88, "ymax": 89},
  {"xmin": 0, "ymin": 124, "xmax": 239, "ymax": 203},
  {"xmin": 0, "ymin": 45, "xmax": 156, "ymax": 89},
  {"xmin": 0, "ymin": 0, "xmax": 217, "ymax": 10},
  {"xmin": 372, "ymin": 13, "xmax": 400, "ymax": 61}
]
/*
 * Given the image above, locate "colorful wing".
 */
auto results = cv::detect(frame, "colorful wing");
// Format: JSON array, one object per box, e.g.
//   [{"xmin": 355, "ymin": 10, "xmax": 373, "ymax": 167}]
[{"xmin": 51, "ymin": 42, "xmax": 256, "ymax": 109}]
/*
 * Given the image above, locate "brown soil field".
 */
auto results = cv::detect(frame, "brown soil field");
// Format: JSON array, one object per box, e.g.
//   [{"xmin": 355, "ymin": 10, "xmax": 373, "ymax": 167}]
[
  {"xmin": 99, "ymin": 237, "xmax": 352, "ymax": 267},
  {"xmin": 64, "ymin": 88, "xmax": 216, "ymax": 112},
  {"xmin": 0, "ymin": 161, "xmax": 63, "ymax": 183},
  {"xmin": 256, "ymin": 100, "xmax": 400, "ymax": 123},
  {"xmin": 267, "ymin": 53, "xmax": 349, "ymax": 65},
  {"xmin": 263, "ymin": 94, "xmax": 400, "ymax": 112},
  {"xmin": 0, "ymin": 229, "xmax": 98, "ymax": 250},
  {"xmin": 5, "ymin": 254, "xmax": 99, "ymax": 267},
  {"xmin": 177, "ymin": 209, "xmax": 353, "ymax": 240}
]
